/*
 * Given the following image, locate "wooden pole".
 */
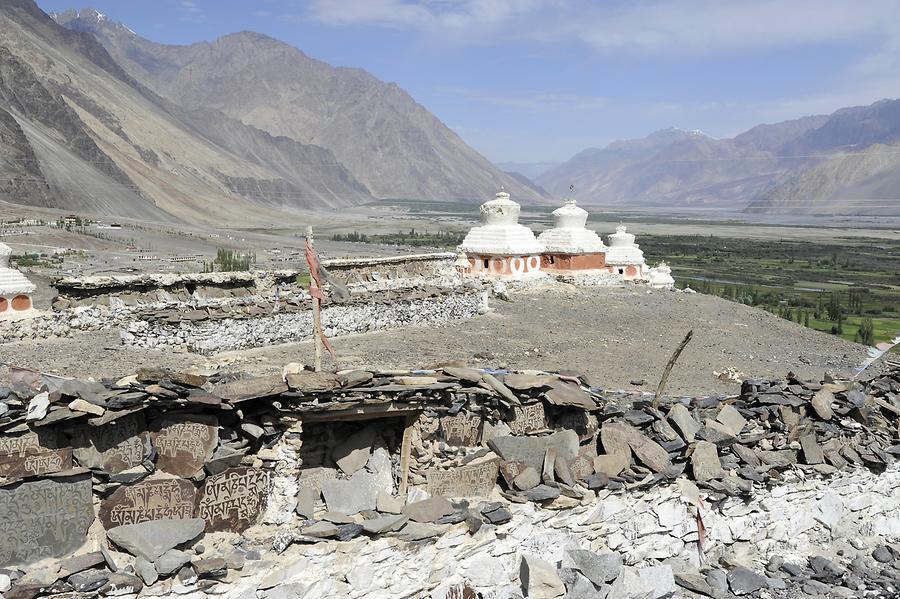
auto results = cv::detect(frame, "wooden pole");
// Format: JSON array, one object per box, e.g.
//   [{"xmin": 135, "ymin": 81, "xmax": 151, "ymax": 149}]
[
  {"xmin": 653, "ymin": 329, "xmax": 693, "ymax": 410},
  {"xmin": 307, "ymin": 225, "xmax": 324, "ymax": 372},
  {"xmin": 398, "ymin": 413, "xmax": 417, "ymax": 498}
]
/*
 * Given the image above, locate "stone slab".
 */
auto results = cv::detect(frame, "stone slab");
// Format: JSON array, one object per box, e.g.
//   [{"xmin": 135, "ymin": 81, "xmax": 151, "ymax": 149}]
[
  {"xmin": 70, "ymin": 412, "xmax": 151, "ymax": 474},
  {"xmin": 151, "ymin": 415, "xmax": 218, "ymax": 478},
  {"xmin": 0, "ymin": 429, "xmax": 72, "ymax": 479},
  {"xmin": 297, "ymin": 467, "xmax": 337, "ymax": 494},
  {"xmin": 0, "ymin": 475, "xmax": 94, "ymax": 568},
  {"xmin": 196, "ymin": 467, "xmax": 272, "ymax": 532},
  {"xmin": 488, "ymin": 430, "xmax": 578, "ymax": 472},
  {"xmin": 544, "ymin": 381, "xmax": 595, "ymax": 410},
  {"xmin": 440, "ymin": 413, "xmax": 482, "ymax": 446},
  {"xmin": 322, "ymin": 471, "xmax": 380, "ymax": 516},
  {"xmin": 99, "ymin": 477, "xmax": 197, "ymax": 529},
  {"xmin": 425, "ymin": 458, "xmax": 499, "ymax": 498},
  {"xmin": 507, "ymin": 403, "xmax": 548, "ymax": 435},
  {"xmin": 332, "ymin": 426, "xmax": 375, "ymax": 475},
  {"xmin": 106, "ymin": 518, "xmax": 205, "ymax": 562}
]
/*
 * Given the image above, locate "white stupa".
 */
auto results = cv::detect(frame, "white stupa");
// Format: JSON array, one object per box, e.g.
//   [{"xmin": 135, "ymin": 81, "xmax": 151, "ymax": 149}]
[
  {"xmin": 459, "ymin": 188, "xmax": 543, "ymax": 256},
  {"xmin": 647, "ymin": 262, "xmax": 675, "ymax": 289},
  {"xmin": 0, "ymin": 242, "xmax": 37, "ymax": 319},
  {"xmin": 605, "ymin": 225, "xmax": 646, "ymax": 279},
  {"xmin": 537, "ymin": 200, "xmax": 606, "ymax": 254}
]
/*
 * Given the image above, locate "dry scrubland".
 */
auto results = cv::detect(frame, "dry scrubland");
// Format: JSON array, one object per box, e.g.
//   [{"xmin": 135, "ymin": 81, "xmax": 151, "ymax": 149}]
[{"xmin": 0, "ymin": 286, "xmax": 869, "ymax": 396}]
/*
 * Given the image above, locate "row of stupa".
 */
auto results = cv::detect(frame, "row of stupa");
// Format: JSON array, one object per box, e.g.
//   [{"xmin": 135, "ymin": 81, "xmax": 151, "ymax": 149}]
[
  {"xmin": 457, "ymin": 188, "xmax": 673, "ymax": 286},
  {"xmin": 0, "ymin": 242, "xmax": 36, "ymax": 320}
]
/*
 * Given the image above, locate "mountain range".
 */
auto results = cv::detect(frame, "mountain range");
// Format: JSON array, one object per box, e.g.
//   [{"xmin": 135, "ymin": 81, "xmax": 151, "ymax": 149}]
[
  {"xmin": 539, "ymin": 103, "xmax": 900, "ymax": 216},
  {"xmin": 0, "ymin": 1, "xmax": 543, "ymax": 225}
]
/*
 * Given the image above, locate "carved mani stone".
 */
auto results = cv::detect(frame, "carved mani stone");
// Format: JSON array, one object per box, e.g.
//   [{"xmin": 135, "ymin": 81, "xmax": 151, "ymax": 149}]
[
  {"xmin": 0, "ymin": 474, "xmax": 93, "ymax": 568},
  {"xmin": 151, "ymin": 415, "xmax": 218, "ymax": 478},
  {"xmin": 196, "ymin": 467, "xmax": 271, "ymax": 532},
  {"xmin": 0, "ymin": 429, "xmax": 72, "ymax": 479},
  {"xmin": 426, "ymin": 459, "xmax": 500, "ymax": 498},
  {"xmin": 440, "ymin": 413, "xmax": 482, "ymax": 446},
  {"xmin": 507, "ymin": 403, "xmax": 547, "ymax": 435},
  {"xmin": 70, "ymin": 412, "xmax": 151, "ymax": 474},
  {"xmin": 98, "ymin": 477, "xmax": 197, "ymax": 530}
]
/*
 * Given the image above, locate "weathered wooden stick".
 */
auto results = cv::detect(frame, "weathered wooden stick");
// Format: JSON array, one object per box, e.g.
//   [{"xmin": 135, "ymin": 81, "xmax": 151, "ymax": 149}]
[
  {"xmin": 653, "ymin": 329, "xmax": 694, "ymax": 410},
  {"xmin": 307, "ymin": 226, "xmax": 324, "ymax": 373}
]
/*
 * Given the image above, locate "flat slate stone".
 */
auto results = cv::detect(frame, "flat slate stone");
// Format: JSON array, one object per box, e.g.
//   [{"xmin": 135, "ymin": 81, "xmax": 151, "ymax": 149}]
[
  {"xmin": 602, "ymin": 422, "xmax": 671, "ymax": 473},
  {"xmin": 667, "ymin": 404, "xmax": 701, "ymax": 443},
  {"xmin": 150, "ymin": 415, "xmax": 218, "ymax": 478},
  {"xmin": 488, "ymin": 430, "xmax": 578, "ymax": 472},
  {"xmin": 99, "ymin": 477, "xmax": 197, "ymax": 529},
  {"xmin": 362, "ymin": 514, "xmax": 408, "ymax": 534},
  {"xmin": 507, "ymin": 403, "xmax": 548, "ymax": 435},
  {"xmin": 503, "ymin": 374, "xmax": 556, "ymax": 391},
  {"xmin": 727, "ymin": 567, "xmax": 768, "ymax": 596},
  {"xmin": 402, "ymin": 496, "xmax": 455, "ymax": 523},
  {"xmin": 716, "ymin": 405, "xmax": 747, "ymax": 435},
  {"xmin": 441, "ymin": 367, "xmax": 483, "ymax": 383},
  {"xmin": 691, "ymin": 441, "xmax": 726, "ymax": 482},
  {"xmin": 523, "ymin": 484, "xmax": 560, "ymax": 502},
  {"xmin": 544, "ymin": 381, "xmax": 595, "ymax": 410},
  {"xmin": 513, "ymin": 466, "xmax": 541, "ymax": 490},
  {"xmin": 212, "ymin": 376, "xmax": 287, "ymax": 403},
  {"xmin": 196, "ymin": 467, "xmax": 271, "ymax": 532},
  {"xmin": 440, "ymin": 413, "xmax": 482, "ymax": 446},
  {"xmin": 332, "ymin": 426, "xmax": 376, "ymax": 475},
  {"xmin": 322, "ymin": 471, "xmax": 380, "ymax": 515},
  {"xmin": 70, "ymin": 412, "xmax": 151, "ymax": 474},
  {"xmin": 297, "ymin": 467, "xmax": 338, "ymax": 493},
  {"xmin": 426, "ymin": 458, "xmax": 499, "ymax": 498},
  {"xmin": 0, "ymin": 429, "xmax": 72, "ymax": 479},
  {"xmin": 0, "ymin": 475, "xmax": 94, "ymax": 568},
  {"xmin": 481, "ymin": 374, "xmax": 520, "ymax": 405},
  {"xmin": 106, "ymin": 518, "xmax": 205, "ymax": 562},
  {"xmin": 286, "ymin": 372, "xmax": 339, "ymax": 392},
  {"xmin": 811, "ymin": 389, "xmax": 835, "ymax": 420},
  {"xmin": 520, "ymin": 555, "xmax": 566, "ymax": 599},
  {"xmin": 154, "ymin": 549, "xmax": 192, "ymax": 575},
  {"xmin": 563, "ymin": 549, "xmax": 621, "ymax": 585},
  {"xmin": 594, "ymin": 453, "xmax": 629, "ymax": 476},
  {"xmin": 697, "ymin": 420, "xmax": 738, "ymax": 446},
  {"xmin": 799, "ymin": 434, "xmax": 825, "ymax": 465}
]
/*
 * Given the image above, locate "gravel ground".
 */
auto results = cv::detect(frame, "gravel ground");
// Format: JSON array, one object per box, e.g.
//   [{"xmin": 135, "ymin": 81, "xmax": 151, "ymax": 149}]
[{"xmin": 0, "ymin": 285, "xmax": 871, "ymax": 396}]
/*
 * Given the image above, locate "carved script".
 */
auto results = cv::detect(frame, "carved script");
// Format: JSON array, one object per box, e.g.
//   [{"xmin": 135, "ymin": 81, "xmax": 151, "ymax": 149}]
[
  {"xmin": 296, "ymin": 467, "xmax": 337, "ymax": 493},
  {"xmin": 0, "ymin": 476, "xmax": 93, "ymax": 568},
  {"xmin": 70, "ymin": 412, "xmax": 150, "ymax": 474},
  {"xmin": 98, "ymin": 478, "xmax": 197, "ymax": 529},
  {"xmin": 507, "ymin": 403, "xmax": 547, "ymax": 435},
  {"xmin": 440, "ymin": 413, "xmax": 482, "ymax": 446},
  {"xmin": 196, "ymin": 467, "xmax": 271, "ymax": 532},
  {"xmin": 426, "ymin": 459, "xmax": 499, "ymax": 498},
  {"xmin": 152, "ymin": 415, "xmax": 218, "ymax": 478},
  {"xmin": 0, "ymin": 430, "xmax": 71, "ymax": 478}
]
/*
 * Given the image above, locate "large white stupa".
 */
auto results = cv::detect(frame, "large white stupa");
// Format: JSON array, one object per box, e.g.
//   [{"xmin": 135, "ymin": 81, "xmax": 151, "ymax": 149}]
[
  {"xmin": 537, "ymin": 200, "xmax": 606, "ymax": 254},
  {"xmin": 0, "ymin": 242, "xmax": 37, "ymax": 319},
  {"xmin": 604, "ymin": 225, "xmax": 646, "ymax": 279},
  {"xmin": 457, "ymin": 188, "xmax": 544, "ymax": 278},
  {"xmin": 459, "ymin": 188, "xmax": 543, "ymax": 255}
]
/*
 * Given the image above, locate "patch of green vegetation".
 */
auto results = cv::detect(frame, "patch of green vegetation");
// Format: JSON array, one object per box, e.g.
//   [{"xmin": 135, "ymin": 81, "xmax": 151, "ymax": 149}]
[
  {"xmin": 642, "ymin": 234, "xmax": 900, "ymax": 347},
  {"xmin": 11, "ymin": 253, "xmax": 62, "ymax": 268},
  {"xmin": 203, "ymin": 248, "xmax": 255, "ymax": 272},
  {"xmin": 331, "ymin": 228, "xmax": 466, "ymax": 249}
]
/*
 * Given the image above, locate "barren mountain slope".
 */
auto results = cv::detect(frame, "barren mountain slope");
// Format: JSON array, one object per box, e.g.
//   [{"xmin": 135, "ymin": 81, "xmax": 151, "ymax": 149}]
[
  {"xmin": 0, "ymin": 0, "xmax": 373, "ymax": 224},
  {"xmin": 58, "ymin": 12, "xmax": 547, "ymax": 203}
]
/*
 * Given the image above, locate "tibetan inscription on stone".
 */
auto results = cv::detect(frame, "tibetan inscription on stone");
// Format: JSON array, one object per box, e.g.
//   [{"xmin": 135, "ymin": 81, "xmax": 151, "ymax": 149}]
[
  {"xmin": 98, "ymin": 478, "xmax": 197, "ymax": 529},
  {"xmin": 426, "ymin": 459, "xmax": 499, "ymax": 498},
  {"xmin": 0, "ymin": 475, "xmax": 93, "ymax": 568},
  {"xmin": 507, "ymin": 403, "xmax": 547, "ymax": 435},
  {"xmin": 152, "ymin": 415, "xmax": 218, "ymax": 478},
  {"xmin": 0, "ymin": 430, "xmax": 72, "ymax": 478},
  {"xmin": 70, "ymin": 412, "xmax": 150, "ymax": 474},
  {"xmin": 296, "ymin": 467, "xmax": 337, "ymax": 493},
  {"xmin": 440, "ymin": 413, "xmax": 482, "ymax": 446},
  {"xmin": 196, "ymin": 467, "xmax": 271, "ymax": 532}
]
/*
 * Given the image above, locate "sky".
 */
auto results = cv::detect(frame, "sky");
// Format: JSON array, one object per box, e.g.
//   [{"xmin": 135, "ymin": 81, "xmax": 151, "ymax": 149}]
[{"xmin": 35, "ymin": 0, "xmax": 900, "ymax": 165}]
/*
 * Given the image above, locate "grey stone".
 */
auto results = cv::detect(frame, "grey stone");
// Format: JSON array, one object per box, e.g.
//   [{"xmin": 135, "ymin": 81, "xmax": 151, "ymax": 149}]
[
  {"xmin": 376, "ymin": 490, "xmax": 405, "ymax": 514},
  {"xmin": 154, "ymin": 549, "xmax": 192, "ymax": 576},
  {"xmin": 69, "ymin": 569, "xmax": 109, "ymax": 593},
  {"xmin": 608, "ymin": 567, "xmax": 654, "ymax": 599},
  {"xmin": 488, "ymin": 430, "xmax": 578, "ymax": 472},
  {"xmin": 691, "ymin": 441, "xmax": 726, "ymax": 481},
  {"xmin": 542, "ymin": 448, "xmax": 557, "ymax": 484},
  {"xmin": 697, "ymin": 420, "xmax": 738, "ymax": 446},
  {"xmin": 705, "ymin": 569, "xmax": 727, "ymax": 596},
  {"xmin": 593, "ymin": 453, "xmax": 629, "ymax": 476},
  {"xmin": 799, "ymin": 434, "xmax": 825, "ymax": 465},
  {"xmin": 335, "ymin": 523, "xmax": 364, "ymax": 541},
  {"xmin": 513, "ymin": 466, "xmax": 541, "ymax": 490},
  {"xmin": 295, "ymin": 486, "xmax": 317, "ymax": 520},
  {"xmin": 520, "ymin": 555, "xmax": 566, "ymax": 599},
  {"xmin": 601, "ymin": 422, "xmax": 671, "ymax": 473},
  {"xmin": 25, "ymin": 392, "xmax": 49, "ymax": 421},
  {"xmin": 727, "ymin": 567, "xmax": 767, "ymax": 595},
  {"xmin": 99, "ymin": 571, "xmax": 143, "ymax": 596},
  {"xmin": 811, "ymin": 389, "xmax": 835, "ymax": 420},
  {"xmin": 402, "ymin": 496, "xmax": 455, "ymax": 523},
  {"xmin": 332, "ymin": 426, "xmax": 376, "ymax": 475},
  {"xmin": 361, "ymin": 514, "xmax": 408, "ymax": 534},
  {"xmin": 57, "ymin": 552, "xmax": 106, "ymax": 575},
  {"xmin": 392, "ymin": 522, "xmax": 443, "ymax": 541},
  {"xmin": 302, "ymin": 521, "xmax": 340, "ymax": 538},
  {"xmin": 322, "ymin": 471, "xmax": 380, "ymax": 515},
  {"xmin": 638, "ymin": 565, "xmax": 676, "ymax": 599},
  {"xmin": 134, "ymin": 558, "xmax": 158, "ymax": 586},
  {"xmin": 106, "ymin": 518, "xmax": 205, "ymax": 562},
  {"xmin": 873, "ymin": 545, "xmax": 893, "ymax": 563},
  {"xmin": 715, "ymin": 404, "xmax": 747, "ymax": 435},
  {"xmin": 667, "ymin": 404, "xmax": 701, "ymax": 442},
  {"xmin": 563, "ymin": 549, "xmax": 621, "ymax": 585},
  {"xmin": 674, "ymin": 571, "xmax": 714, "ymax": 597},
  {"xmin": 481, "ymin": 504, "xmax": 512, "ymax": 525},
  {"xmin": 524, "ymin": 484, "xmax": 560, "ymax": 502},
  {"xmin": 192, "ymin": 557, "xmax": 227, "ymax": 578}
]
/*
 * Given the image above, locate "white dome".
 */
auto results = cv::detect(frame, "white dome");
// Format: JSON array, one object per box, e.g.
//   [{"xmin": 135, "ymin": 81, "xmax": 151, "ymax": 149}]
[
  {"xmin": 648, "ymin": 262, "xmax": 675, "ymax": 288},
  {"xmin": 605, "ymin": 225, "xmax": 645, "ymax": 265},
  {"xmin": 459, "ymin": 189, "xmax": 544, "ymax": 255},
  {"xmin": 537, "ymin": 200, "xmax": 606, "ymax": 254},
  {"xmin": 0, "ymin": 242, "xmax": 36, "ymax": 295}
]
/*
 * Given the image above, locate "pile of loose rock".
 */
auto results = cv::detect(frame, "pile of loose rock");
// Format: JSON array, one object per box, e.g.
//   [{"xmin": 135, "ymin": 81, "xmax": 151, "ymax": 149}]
[{"xmin": 1, "ymin": 361, "xmax": 899, "ymax": 598}]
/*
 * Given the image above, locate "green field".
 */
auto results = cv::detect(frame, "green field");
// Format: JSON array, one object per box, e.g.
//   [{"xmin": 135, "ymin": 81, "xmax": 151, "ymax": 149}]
[{"xmin": 641, "ymin": 235, "xmax": 900, "ymax": 347}]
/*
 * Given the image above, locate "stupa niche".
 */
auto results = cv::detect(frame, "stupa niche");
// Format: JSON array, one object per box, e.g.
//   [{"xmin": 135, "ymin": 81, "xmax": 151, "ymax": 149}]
[
  {"xmin": 604, "ymin": 225, "xmax": 646, "ymax": 280},
  {"xmin": 458, "ymin": 188, "xmax": 544, "ymax": 278},
  {"xmin": 0, "ymin": 242, "xmax": 37, "ymax": 320},
  {"xmin": 538, "ymin": 199, "xmax": 607, "ymax": 272}
]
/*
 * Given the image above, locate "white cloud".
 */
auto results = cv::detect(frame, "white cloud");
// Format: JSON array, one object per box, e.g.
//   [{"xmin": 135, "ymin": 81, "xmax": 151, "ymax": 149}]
[{"xmin": 177, "ymin": 0, "xmax": 206, "ymax": 22}]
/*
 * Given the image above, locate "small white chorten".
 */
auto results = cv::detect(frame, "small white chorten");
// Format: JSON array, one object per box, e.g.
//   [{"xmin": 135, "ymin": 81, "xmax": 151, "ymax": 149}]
[
  {"xmin": 538, "ymin": 199, "xmax": 608, "ymax": 272},
  {"xmin": 604, "ymin": 225, "xmax": 646, "ymax": 279},
  {"xmin": 458, "ymin": 188, "xmax": 544, "ymax": 278},
  {"xmin": 0, "ymin": 242, "xmax": 37, "ymax": 319},
  {"xmin": 647, "ymin": 262, "xmax": 675, "ymax": 289}
]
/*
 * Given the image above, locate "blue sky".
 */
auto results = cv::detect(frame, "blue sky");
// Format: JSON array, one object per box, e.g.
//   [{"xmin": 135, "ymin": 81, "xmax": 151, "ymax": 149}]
[{"xmin": 36, "ymin": 0, "xmax": 900, "ymax": 164}]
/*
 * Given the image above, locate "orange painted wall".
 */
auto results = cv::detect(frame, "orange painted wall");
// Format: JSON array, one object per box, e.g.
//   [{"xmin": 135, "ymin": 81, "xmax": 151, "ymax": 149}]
[
  {"xmin": 541, "ymin": 253, "xmax": 606, "ymax": 271},
  {"xmin": 11, "ymin": 295, "xmax": 31, "ymax": 311}
]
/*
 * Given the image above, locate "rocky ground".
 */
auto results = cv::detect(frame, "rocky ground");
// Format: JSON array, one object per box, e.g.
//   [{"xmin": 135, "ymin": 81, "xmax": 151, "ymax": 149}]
[{"xmin": 1, "ymin": 285, "xmax": 870, "ymax": 396}]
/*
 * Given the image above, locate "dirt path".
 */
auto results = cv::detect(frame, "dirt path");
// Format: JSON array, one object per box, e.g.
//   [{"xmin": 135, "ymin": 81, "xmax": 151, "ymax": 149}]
[{"xmin": 0, "ymin": 285, "xmax": 869, "ymax": 396}]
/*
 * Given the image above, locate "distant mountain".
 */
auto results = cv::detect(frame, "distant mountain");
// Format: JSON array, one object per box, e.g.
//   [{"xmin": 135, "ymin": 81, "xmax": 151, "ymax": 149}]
[
  {"xmin": 55, "ymin": 8, "xmax": 545, "ymax": 205},
  {"xmin": 495, "ymin": 162, "xmax": 559, "ymax": 181},
  {"xmin": 540, "ymin": 107, "xmax": 900, "ymax": 215}
]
